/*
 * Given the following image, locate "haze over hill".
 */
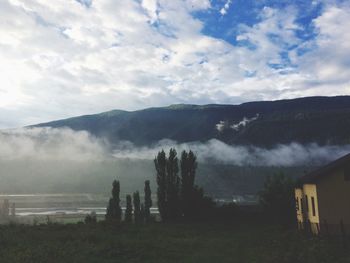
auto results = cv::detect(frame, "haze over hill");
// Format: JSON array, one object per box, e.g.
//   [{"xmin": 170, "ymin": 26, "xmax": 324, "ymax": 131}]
[
  {"xmin": 1, "ymin": 96, "xmax": 350, "ymax": 195},
  {"xmin": 33, "ymin": 96, "xmax": 350, "ymax": 147}
]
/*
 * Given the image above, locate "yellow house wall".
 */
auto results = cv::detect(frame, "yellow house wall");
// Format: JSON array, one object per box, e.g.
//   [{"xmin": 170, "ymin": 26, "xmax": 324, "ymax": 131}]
[
  {"xmin": 302, "ymin": 184, "xmax": 320, "ymax": 224},
  {"xmin": 295, "ymin": 188, "xmax": 303, "ymax": 223},
  {"xmin": 303, "ymin": 184, "xmax": 320, "ymax": 234},
  {"xmin": 295, "ymin": 184, "xmax": 320, "ymax": 234},
  {"xmin": 317, "ymin": 169, "xmax": 350, "ymax": 226}
]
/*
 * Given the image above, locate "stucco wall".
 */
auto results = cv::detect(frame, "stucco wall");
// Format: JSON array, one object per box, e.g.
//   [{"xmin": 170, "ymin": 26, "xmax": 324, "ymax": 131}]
[
  {"xmin": 295, "ymin": 188, "xmax": 303, "ymax": 224},
  {"xmin": 295, "ymin": 184, "xmax": 321, "ymax": 234},
  {"xmin": 302, "ymin": 184, "xmax": 320, "ymax": 224},
  {"xmin": 317, "ymin": 169, "xmax": 350, "ymax": 226}
]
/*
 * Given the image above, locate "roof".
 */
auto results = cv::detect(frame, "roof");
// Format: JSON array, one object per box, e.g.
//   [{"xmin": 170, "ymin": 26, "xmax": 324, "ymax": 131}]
[{"xmin": 298, "ymin": 153, "xmax": 350, "ymax": 185}]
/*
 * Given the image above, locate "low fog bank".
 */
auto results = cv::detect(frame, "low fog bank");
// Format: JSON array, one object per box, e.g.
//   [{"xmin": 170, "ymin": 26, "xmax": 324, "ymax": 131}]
[
  {"xmin": 0, "ymin": 127, "xmax": 108, "ymax": 161},
  {"xmin": 0, "ymin": 127, "xmax": 349, "ymax": 195},
  {"xmin": 113, "ymin": 139, "xmax": 350, "ymax": 167},
  {"xmin": 0, "ymin": 158, "xmax": 153, "ymax": 194},
  {"xmin": 0, "ymin": 158, "xmax": 307, "ymax": 196},
  {"xmin": 1, "ymin": 127, "xmax": 350, "ymax": 166}
]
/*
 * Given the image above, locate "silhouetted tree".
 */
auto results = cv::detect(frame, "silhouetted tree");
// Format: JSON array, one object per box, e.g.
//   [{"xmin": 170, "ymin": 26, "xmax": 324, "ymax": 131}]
[
  {"xmin": 166, "ymin": 148, "xmax": 181, "ymax": 219},
  {"xmin": 259, "ymin": 172, "xmax": 295, "ymax": 224},
  {"xmin": 180, "ymin": 150, "xmax": 198, "ymax": 219},
  {"xmin": 155, "ymin": 149, "xmax": 214, "ymax": 221},
  {"xmin": 180, "ymin": 150, "xmax": 215, "ymax": 220},
  {"xmin": 106, "ymin": 180, "xmax": 122, "ymax": 222},
  {"xmin": 191, "ymin": 186, "xmax": 215, "ymax": 220},
  {"xmin": 125, "ymin": 195, "xmax": 133, "ymax": 223},
  {"xmin": 1, "ymin": 199, "xmax": 9, "ymax": 218},
  {"xmin": 140, "ymin": 203, "xmax": 145, "ymax": 223},
  {"xmin": 85, "ymin": 211, "xmax": 97, "ymax": 224},
  {"xmin": 154, "ymin": 148, "xmax": 181, "ymax": 221},
  {"xmin": 154, "ymin": 150, "xmax": 167, "ymax": 220},
  {"xmin": 133, "ymin": 191, "xmax": 141, "ymax": 224},
  {"xmin": 144, "ymin": 180, "xmax": 152, "ymax": 222}
]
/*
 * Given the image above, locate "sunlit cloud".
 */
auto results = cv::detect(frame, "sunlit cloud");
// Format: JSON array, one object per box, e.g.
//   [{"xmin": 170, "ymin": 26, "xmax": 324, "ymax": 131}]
[{"xmin": 0, "ymin": 0, "xmax": 349, "ymax": 128}]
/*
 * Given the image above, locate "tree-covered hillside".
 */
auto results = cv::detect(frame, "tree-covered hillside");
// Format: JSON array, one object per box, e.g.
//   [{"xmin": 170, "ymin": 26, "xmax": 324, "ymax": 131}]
[{"xmin": 33, "ymin": 96, "xmax": 350, "ymax": 146}]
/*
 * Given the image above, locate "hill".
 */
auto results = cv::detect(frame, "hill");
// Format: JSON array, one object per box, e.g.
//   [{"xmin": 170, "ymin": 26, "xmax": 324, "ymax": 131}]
[{"xmin": 33, "ymin": 96, "xmax": 350, "ymax": 146}]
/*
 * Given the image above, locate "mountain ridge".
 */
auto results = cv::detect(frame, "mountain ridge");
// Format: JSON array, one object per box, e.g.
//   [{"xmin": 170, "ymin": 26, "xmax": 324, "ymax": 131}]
[{"xmin": 31, "ymin": 96, "xmax": 350, "ymax": 147}]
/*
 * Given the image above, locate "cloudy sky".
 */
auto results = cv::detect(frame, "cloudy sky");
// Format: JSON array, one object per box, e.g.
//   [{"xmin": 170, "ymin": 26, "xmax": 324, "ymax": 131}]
[{"xmin": 0, "ymin": 0, "xmax": 349, "ymax": 128}]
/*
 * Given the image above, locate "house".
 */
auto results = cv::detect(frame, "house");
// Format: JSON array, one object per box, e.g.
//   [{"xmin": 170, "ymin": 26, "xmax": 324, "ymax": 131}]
[{"xmin": 295, "ymin": 153, "xmax": 350, "ymax": 235}]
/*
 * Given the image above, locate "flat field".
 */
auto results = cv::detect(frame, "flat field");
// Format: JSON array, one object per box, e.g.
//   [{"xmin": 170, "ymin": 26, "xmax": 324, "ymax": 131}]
[{"xmin": 0, "ymin": 222, "xmax": 349, "ymax": 263}]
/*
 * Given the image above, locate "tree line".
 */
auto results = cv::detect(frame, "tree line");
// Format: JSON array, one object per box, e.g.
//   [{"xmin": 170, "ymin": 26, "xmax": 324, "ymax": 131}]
[
  {"xmin": 102, "ymin": 179, "xmax": 153, "ymax": 224},
  {"xmin": 102, "ymin": 149, "xmax": 213, "ymax": 223},
  {"xmin": 154, "ymin": 148, "xmax": 213, "ymax": 221},
  {"xmin": 101, "ymin": 148, "xmax": 296, "ymax": 225}
]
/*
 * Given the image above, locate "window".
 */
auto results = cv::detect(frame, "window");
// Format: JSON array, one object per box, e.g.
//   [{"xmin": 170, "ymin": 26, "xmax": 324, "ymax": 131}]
[
  {"xmin": 311, "ymin": 197, "xmax": 316, "ymax": 217},
  {"xmin": 300, "ymin": 198, "xmax": 304, "ymax": 214},
  {"xmin": 296, "ymin": 197, "xmax": 299, "ymax": 211}
]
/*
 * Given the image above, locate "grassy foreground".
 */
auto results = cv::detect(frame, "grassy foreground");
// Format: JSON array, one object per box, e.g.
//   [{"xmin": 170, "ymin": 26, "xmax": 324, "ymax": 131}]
[{"xmin": 0, "ymin": 221, "xmax": 349, "ymax": 263}]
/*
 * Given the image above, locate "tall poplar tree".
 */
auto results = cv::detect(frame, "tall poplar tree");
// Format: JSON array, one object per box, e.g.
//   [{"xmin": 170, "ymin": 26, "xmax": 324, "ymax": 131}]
[
  {"xmin": 154, "ymin": 148, "xmax": 181, "ymax": 221},
  {"xmin": 154, "ymin": 148, "xmax": 212, "ymax": 221},
  {"xmin": 106, "ymin": 180, "xmax": 122, "ymax": 222},
  {"xmin": 144, "ymin": 180, "xmax": 152, "ymax": 222},
  {"xmin": 154, "ymin": 150, "xmax": 167, "ymax": 220},
  {"xmin": 125, "ymin": 194, "xmax": 133, "ymax": 223},
  {"xmin": 180, "ymin": 150, "xmax": 199, "ymax": 219},
  {"xmin": 133, "ymin": 191, "xmax": 141, "ymax": 224},
  {"xmin": 166, "ymin": 148, "xmax": 181, "ymax": 219}
]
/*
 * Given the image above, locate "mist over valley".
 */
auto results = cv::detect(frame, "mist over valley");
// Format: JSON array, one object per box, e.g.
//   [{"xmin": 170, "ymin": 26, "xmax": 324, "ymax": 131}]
[{"xmin": 2, "ymin": 97, "xmax": 350, "ymax": 196}]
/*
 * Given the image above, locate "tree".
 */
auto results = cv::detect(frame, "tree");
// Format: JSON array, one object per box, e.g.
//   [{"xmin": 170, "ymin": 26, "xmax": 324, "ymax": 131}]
[
  {"xmin": 144, "ymin": 180, "xmax": 152, "ymax": 222},
  {"xmin": 154, "ymin": 148, "xmax": 181, "ymax": 221},
  {"xmin": 133, "ymin": 191, "xmax": 141, "ymax": 224},
  {"xmin": 155, "ymin": 149, "xmax": 214, "ymax": 221},
  {"xmin": 180, "ymin": 150, "xmax": 198, "ymax": 219},
  {"xmin": 84, "ymin": 211, "xmax": 97, "ymax": 224},
  {"xmin": 259, "ymin": 172, "xmax": 296, "ymax": 224},
  {"xmin": 166, "ymin": 148, "xmax": 181, "ymax": 219},
  {"xmin": 125, "ymin": 195, "xmax": 133, "ymax": 223},
  {"xmin": 180, "ymin": 150, "xmax": 214, "ymax": 220},
  {"xmin": 1, "ymin": 199, "xmax": 9, "ymax": 218},
  {"xmin": 154, "ymin": 150, "xmax": 167, "ymax": 220},
  {"xmin": 140, "ymin": 203, "xmax": 145, "ymax": 223},
  {"xmin": 106, "ymin": 180, "xmax": 122, "ymax": 222}
]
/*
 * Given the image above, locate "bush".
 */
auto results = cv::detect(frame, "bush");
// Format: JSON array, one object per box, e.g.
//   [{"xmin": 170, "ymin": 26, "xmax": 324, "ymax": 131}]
[
  {"xmin": 84, "ymin": 212, "xmax": 97, "ymax": 224},
  {"xmin": 259, "ymin": 172, "xmax": 296, "ymax": 224}
]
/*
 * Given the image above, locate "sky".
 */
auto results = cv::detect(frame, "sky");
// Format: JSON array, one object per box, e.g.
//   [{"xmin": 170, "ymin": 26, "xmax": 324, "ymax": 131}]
[{"xmin": 0, "ymin": 0, "xmax": 350, "ymax": 128}]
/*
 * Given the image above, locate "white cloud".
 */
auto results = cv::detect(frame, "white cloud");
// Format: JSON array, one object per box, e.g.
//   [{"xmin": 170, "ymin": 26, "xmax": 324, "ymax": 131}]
[
  {"xmin": 299, "ymin": 2, "xmax": 350, "ymax": 90},
  {"xmin": 112, "ymin": 139, "xmax": 350, "ymax": 167},
  {"xmin": 142, "ymin": 0, "xmax": 158, "ymax": 23},
  {"xmin": 220, "ymin": 0, "xmax": 232, "ymax": 16},
  {"xmin": 231, "ymin": 114, "xmax": 259, "ymax": 131},
  {"xmin": 215, "ymin": 120, "xmax": 228, "ymax": 132},
  {"xmin": 4, "ymin": 127, "xmax": 350, "ymax": 167},
  {"xmin": 0, "ymin": 127, "xmax": 107, "ymax": 161},
  {"xmin": 215, "ymin": 114, "xmax": 259, "ymax": 132},
  {"xmin": 0, "ymin": 0, "xmax": 349, "ymax": 128},
  {"xmin": 185, "ymin": 0, "xmax": 211, "ymax": 10}
]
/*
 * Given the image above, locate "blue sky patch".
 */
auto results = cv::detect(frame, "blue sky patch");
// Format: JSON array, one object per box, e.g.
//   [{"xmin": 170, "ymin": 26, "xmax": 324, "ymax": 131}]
[
  {"xmin": 194, "ymin": 0, "xmax": 324, "ymax": 45},
  {"xmin": 192, "ymin": 0, "xmax": 327, "ymax": 72},
  {"xmin": 76, "ymin": 0, "xmax": 92, "ymax": 8}
]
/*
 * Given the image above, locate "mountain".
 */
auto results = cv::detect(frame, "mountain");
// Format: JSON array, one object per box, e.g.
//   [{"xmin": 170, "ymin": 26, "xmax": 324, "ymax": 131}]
[{"xmin": 33, "ymin": 96, "xmax": 350, "ymax": 147}]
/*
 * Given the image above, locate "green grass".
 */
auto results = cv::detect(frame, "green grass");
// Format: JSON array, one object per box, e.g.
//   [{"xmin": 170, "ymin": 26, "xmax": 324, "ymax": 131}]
[{"xmin": 0, "ymin": 222, "xmax": 349, "ymax": 263}]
